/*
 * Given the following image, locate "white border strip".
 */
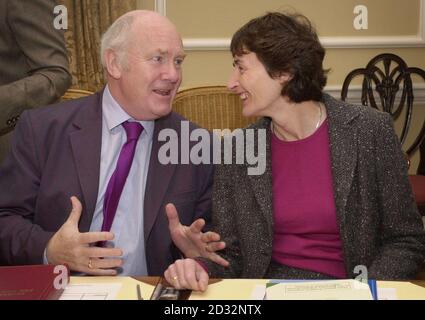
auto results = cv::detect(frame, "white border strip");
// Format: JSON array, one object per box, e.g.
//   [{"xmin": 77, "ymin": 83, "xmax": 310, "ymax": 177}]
[
  {"xmin": 155, "ymin": 0, "xmax": 166, "ymax": 16},
  {"xmin": 159, "ymin": 0, "xmax": 425, "ymax": 50}
]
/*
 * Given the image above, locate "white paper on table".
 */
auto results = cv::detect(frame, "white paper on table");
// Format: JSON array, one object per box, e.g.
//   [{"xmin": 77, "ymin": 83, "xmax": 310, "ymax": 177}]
[
  {"xmin": 377, "ymin": 288, "xmax": 398, "ymax": 300},
  {"xmin": 59, "ymin": 283, "xmax": 122, "ymax": 300},
  {"xmin": 251, "ymin": 284, "xmax": 267, "ymax": 300},
  {"xmin": 265, "ymin": 279, "xmax": 373, "ymax": 300}
]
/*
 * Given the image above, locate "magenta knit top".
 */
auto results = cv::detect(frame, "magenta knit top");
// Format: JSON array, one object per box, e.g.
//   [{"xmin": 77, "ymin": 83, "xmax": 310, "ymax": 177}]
[{"xmin": 271, "ymin": 119, "xmax": 347, "ymax": 278}]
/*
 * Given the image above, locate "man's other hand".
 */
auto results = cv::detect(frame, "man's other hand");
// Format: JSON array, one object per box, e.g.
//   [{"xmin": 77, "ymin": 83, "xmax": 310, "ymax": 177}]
[{"xmin": 46, "ymin": 196, "xmax": 123, "ymax": 275}]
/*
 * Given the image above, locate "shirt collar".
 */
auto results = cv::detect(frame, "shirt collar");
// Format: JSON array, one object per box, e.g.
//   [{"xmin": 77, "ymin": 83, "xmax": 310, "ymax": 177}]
[{"xmin": 102, "ymin": 85, "xmax": 154, "ymax": 139}]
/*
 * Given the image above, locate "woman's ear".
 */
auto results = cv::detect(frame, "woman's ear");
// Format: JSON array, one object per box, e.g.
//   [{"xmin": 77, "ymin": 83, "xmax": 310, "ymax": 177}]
[{"xmin": 278, "ymin": 73, "xmax": 293, "ymax": 85}]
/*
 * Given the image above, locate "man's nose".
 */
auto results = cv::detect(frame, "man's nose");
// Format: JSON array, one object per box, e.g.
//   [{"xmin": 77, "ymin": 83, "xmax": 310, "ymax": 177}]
[{"xmin": 162, "ymin": 62, "xmax": 181, "ymax": 83}]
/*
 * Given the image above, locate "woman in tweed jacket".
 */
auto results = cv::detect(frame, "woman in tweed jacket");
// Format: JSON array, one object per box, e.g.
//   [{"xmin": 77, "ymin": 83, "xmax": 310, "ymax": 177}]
[{"xmin": 164, "ymin": 12, "xmax": 425, "ymax": 291}]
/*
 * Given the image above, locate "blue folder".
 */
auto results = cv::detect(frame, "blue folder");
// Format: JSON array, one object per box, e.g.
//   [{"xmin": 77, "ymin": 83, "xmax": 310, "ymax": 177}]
[{"xmin": 368, "ymin": 279, "xmax": 378, "ymax": 300}]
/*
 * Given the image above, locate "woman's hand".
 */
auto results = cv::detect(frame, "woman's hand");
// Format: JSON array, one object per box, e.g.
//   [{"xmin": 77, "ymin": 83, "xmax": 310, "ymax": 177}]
[{"xmin": 164, "ymin": 258, "xmax": 209, "ymax": 292}]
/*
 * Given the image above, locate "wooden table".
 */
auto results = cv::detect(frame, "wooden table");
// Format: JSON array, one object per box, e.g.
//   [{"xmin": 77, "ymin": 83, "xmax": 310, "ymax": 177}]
[{"xmin": 132, "ymin": 277, "xmax": 425, "ymax": 300}]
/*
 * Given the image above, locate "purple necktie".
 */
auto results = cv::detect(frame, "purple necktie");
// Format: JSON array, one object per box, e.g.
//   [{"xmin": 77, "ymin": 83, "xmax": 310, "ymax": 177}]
[{"xmin": 101, "ymin": 121, "xmax": 144, "ymax": 234}]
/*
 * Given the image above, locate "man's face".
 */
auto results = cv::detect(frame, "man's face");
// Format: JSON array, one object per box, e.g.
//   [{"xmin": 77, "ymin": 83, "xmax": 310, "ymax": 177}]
[{"xmin": 113, "ymin": 22, "xmax": 185, "ymax": 120}]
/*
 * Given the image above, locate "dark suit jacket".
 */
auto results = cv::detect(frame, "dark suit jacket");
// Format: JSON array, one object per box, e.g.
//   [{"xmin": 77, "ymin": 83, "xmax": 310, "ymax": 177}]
[
  {"xmin": 0, "ymin": 91, "xmax": 213, "ymax": 275},
  {"xmin": 0, "ymin": 0, "xmax": 71, "ymax": 161},
  {"xmin": 200, "ymin": 93, "xmax": 425, "ymax": 280}
]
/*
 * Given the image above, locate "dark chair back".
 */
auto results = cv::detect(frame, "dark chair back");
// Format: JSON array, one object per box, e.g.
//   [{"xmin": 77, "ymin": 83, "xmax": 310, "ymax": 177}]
[
  {"xmin": 341, "ymin": 53, "xmax": 425, "ymax": 172},
  {"xmin": 418, "ymin": 138, "xmax": 425, "ymax": 175}
]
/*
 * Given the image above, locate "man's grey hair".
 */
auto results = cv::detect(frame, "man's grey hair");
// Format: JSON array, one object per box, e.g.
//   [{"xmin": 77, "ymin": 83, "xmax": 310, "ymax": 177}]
[{"xmin": 100, "ymin": 14, "xmax": 136, "ymax": 70}]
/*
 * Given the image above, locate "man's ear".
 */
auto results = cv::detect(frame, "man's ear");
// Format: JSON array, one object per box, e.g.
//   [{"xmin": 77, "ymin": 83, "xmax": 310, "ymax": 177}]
[{"xmin": 104, "ymin": 49, "xmax": 122, "ymax": 79}]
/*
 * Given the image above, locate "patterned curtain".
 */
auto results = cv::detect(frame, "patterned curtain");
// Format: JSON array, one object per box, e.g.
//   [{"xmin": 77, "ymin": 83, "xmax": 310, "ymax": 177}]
[{"xmin": 61, "ymin": 0, "xmax": 137, "ymax": 92}]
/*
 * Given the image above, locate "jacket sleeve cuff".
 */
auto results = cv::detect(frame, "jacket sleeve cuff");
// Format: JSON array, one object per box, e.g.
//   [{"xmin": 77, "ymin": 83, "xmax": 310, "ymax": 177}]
[{"xmin": 193, "ymin": 257, "xmax": 210, "ymax": 276}]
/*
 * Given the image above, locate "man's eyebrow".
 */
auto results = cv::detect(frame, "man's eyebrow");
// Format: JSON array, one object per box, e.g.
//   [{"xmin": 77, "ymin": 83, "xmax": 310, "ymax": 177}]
[{"xmin": 155, "ymin": 49, "xmax": 186, "ymax": 58}]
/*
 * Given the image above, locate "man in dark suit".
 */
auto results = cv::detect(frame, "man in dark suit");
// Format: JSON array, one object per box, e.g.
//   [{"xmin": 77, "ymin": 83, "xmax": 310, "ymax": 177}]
[
  {"xmin": 0, "ymin": 0, "xmax": 71, "ymax": 162},
  {"xmin": 0, "ymin": 10, "xmax": 217, "ymax": 276}
]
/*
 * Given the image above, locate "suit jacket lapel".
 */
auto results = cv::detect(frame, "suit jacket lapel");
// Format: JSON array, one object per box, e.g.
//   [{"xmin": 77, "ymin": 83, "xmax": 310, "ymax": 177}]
[
  {"xmin": 69, "ymin": 92, "xmax": 103, "ymax": 232},
  {"xmin": 144, "ymin": 114, "xmax": 177, "ymax": 241}
]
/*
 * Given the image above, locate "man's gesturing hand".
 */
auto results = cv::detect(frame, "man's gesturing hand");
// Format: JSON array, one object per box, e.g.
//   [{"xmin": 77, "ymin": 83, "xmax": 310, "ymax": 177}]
[
  {"xmin": 166, "ymin": 203, "xmax": 229, "ymax": 267},
  {"xmin": 46, "ymin": 196, "xmax": 123, "ymax": 275}
]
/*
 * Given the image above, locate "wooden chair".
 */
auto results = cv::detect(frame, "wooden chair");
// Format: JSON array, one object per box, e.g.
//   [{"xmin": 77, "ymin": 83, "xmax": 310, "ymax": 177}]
[
  {"xmin": 172, "ymin": 86, "xmax": 258, "ymax": 131},
  {"xmin": 341, "ymin": 53, "xmax": 425, "ymax": 215},
  {"xmin": 61, "ymin": 88, "xmax": 94, "ymax": 101}
]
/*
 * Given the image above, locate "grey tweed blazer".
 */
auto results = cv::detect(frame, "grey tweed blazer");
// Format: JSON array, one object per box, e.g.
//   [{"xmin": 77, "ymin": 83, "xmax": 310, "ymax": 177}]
[{"xmin": 200, "ymin": 93, "xmax": 425, "ymax": 280}]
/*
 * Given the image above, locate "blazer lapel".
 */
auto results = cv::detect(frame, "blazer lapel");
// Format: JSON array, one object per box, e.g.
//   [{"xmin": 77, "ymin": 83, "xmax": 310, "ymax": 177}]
[
  {"xmin": 144, "ymin": 114, "xmax": 177, "ymax": 241},
  {"xmin": 324, "ymin": 94, "xmax": 360, "ymax": 263},
  {"xmin": 69, "ymin": 92, "xmax": 103, "ymax": 232},
  {"xmin": 247, "ymin": 118, "xmax": 274, "ymax": 243}
]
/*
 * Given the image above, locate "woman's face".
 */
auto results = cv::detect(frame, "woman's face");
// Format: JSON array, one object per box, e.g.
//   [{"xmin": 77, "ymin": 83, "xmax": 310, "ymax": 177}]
[{"xmin": 227, "ymin": 51, "xmax": 288, "ymax": 117}]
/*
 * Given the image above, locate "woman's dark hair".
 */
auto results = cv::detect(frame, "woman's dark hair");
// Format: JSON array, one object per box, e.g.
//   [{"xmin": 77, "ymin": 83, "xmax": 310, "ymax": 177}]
[{"xmin": 230, "ymin": 12, "xmax": 327, "ymax": 102}]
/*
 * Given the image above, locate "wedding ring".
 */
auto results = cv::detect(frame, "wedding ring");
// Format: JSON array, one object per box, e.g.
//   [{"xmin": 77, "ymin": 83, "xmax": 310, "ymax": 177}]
[
  {"xmin": 172, "ymin": 276, "xmax": 178, "ymax": 281},
  {"xmin": 88, "ymin": 258, "xmax": 93, "ymax": 269}
]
